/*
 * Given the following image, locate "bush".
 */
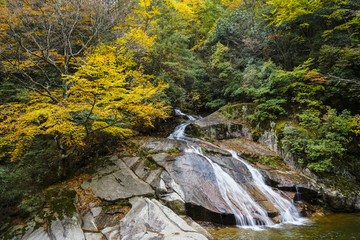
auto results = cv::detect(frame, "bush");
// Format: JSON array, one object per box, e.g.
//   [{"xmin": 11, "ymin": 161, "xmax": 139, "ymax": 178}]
[{"xmin": 282, "ymin": 108, "xmax": 353, "ymax": 172}]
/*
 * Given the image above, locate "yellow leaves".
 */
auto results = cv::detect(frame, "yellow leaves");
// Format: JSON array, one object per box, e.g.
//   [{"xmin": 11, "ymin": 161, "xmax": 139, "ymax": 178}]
[
  {"xmin": 352, "ymin": 115, "xmax": 360, "ymax": 136},
  {"xmin": 0, "ymin": 32, "xmax": 170, "ymax": 162},
  {"xmin": 265, "ymin": 0, "xmax": 324, "ymax": 26},
  {"xmin": 124, "ymin": 28, "xmax": 156, "ymax": 52},
  {"xmin": 123, "ymin": 0, "xmax": 160, "ymax": 29},
  {"xmin": 221, "ymin": 0, "xmax": 244, "ymax": 10}
]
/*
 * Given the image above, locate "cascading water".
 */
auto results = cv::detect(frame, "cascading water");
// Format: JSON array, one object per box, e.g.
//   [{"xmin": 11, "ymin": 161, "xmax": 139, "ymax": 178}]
[
  {"xmin": 185, "ymin": 146, "xmax": 273, "ymax": 227},
  {"xmin": 168, "ymin": 109, "xmax": 197, "ymax": 140},
  {"xmin": 168, "ymin": 109, "xmax": 303, "ymax": 228},
  {"xmin": 228, "ymin": 150, "xmax": 301, "ymax": 224}
]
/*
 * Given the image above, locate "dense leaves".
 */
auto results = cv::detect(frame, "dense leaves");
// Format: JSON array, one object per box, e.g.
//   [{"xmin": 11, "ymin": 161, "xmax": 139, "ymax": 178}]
[{"xmin": 0, "ymin": 0, "xmax": 360, "ymax": 221}]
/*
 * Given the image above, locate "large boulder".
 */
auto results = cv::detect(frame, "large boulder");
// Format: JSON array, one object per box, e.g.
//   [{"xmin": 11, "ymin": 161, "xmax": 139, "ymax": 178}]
[
  {"xmin": 13, "ymin": 213, "xmax": 85, "ymax": 240},
  {"xmin": 81, "ymin": 157, "xmax": 154, "ymax": 201},
  {"xmin": 186, "ymin": 111, "xmax": 252, "ymax": 140},
  {"xmin": 119, "ymin": 197, "xmax": 210, "ymax": 240}
]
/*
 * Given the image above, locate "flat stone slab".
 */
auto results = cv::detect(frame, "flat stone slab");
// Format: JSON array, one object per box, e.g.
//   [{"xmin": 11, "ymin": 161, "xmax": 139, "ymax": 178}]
[
  {"xmin": 140, "ymin": 138, "xmax": 180, "ymax": 153},
  {"xmin": 82, "ymin": 158, "xmax": 154, "ymax": 201},
  {"xmin": 119, "ymin": 197, "xmax": 208, "ymax": 240},
  {"xmin": 218, "ymin": 138, "xmax": 276, "ymax": 157}
]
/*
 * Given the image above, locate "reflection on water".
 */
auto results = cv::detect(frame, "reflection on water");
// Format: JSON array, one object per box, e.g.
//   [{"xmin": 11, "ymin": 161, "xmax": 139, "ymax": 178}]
[{"xmin": 207, "ymin": 214, "xmax": 360, "ymax": 240}]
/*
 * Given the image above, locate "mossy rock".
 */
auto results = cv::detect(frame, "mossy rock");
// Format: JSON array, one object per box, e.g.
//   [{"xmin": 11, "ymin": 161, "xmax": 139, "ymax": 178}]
[
  {"xmin": 219, "ymin": 103, "xmax": 258, "ymax": 122},
  {"xmin": 144, "ymin": 156, "xmax": 161, "ymax": 170},
  {"xmin": 43, "ymin": 185, "xmax": 77, "ymax": 219}
]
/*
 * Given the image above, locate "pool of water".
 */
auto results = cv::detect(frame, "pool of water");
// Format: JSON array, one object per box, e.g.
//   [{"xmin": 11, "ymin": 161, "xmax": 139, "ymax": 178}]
[{"xmin": 206, "ymin": 213, "xmax": 360, "ymax": 240}]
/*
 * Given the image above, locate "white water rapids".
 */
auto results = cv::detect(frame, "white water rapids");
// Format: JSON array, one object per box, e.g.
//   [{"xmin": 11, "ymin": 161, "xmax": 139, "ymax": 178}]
[{"xmin": 168, "ymin": 109, "xmax": 305, "ymax": 228}]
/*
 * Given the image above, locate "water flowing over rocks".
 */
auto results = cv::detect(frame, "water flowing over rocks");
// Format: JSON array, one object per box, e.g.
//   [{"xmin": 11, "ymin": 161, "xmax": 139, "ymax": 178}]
[
  {"xmin": 6, "ymin": 108, "xmax": 359, "ymax": 240},
  {"xmin": 186, "ymin": 104, "xmax": 360, "ymax": 212}
]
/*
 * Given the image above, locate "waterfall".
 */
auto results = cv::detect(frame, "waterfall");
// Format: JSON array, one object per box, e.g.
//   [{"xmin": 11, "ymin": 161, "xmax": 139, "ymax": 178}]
[
  {"xmin": 168, "ymin": 109, "xmax": 303, "ymax": 228},
  {"xmin": 168, "ymin": 110, "xmax": 197, "ymax": 140},
  {"xmin": 228, "ymin": 150, "xmax": 301, "ymax": 224},
  {"xmin": 185, "ymin": 146, "xmax": 273, "ymax": 227}
]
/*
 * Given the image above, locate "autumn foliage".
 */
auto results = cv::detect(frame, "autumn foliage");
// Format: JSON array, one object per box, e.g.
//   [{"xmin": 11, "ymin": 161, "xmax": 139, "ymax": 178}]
[{"xmin": 0, "ymin": 39, "xmax": 170, "ymax": 161}]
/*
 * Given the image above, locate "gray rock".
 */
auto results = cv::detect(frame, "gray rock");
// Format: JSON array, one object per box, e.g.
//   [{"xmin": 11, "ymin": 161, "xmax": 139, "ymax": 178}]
[
  {"xmin": 145, "ymin": 168, "xmax": 162, "ymax": 185},
  {"xmin": 151, "ymin": 153, "xmax": 172, "ymax": 166},
  {"xmin": 23, "ymin": 227, "xmax": 50, "ymax": 240},
  {"xmin": 164, "ymin": 153, "xmax": 241, "ymax": 215},
  {"xmin": 161, "ymin": 192, "xmax": 186, "ymax": 215},
  {"xmin": 122, "ymin": 157, "xmax": 140, "ymax": 168},
  {"xmin": 91, "ymin": 207, "xmax": 102, "ymax": 217},
  {"xmin": 82, "ymin": 212, "xmax": 98, "ymax": 231},
  {"xmin": 186, "ymin": 111, "xmax": 252, "ymax": 140},
  {"xmin": 50, "ymin": 214, "xmax": 85, "ymax": 240},
  {"xmin": 82, "ymin": 158, "xmax": 154, "ymax": 201},
  {"xmin": 84, "ymin": 232, "xmax": 106, "ymax": 240},
  {"xmin": 258, "ymin": 122, "xmax": 278, "ymax": 152},
  {"xmin": 20, "ymin": 214, "xmax": 85, "ymax": 240},
  {"xmin": 141, "ymin": 138, "xmax": 180, "ymax": 153},
  {"xmin": 119, "ymin": 197, "xmax": 209, "ymax": 240},
  {"xmin": 101, "ymin": 226, "xmax": 119, "ymax": 240},
  {"xmin": 217, "ymin": 139, "xmax": 276, "ymax": 157}
]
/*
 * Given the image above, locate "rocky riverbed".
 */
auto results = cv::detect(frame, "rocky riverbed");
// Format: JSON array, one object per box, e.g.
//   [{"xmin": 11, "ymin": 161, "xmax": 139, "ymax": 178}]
[{"xmin": 3, "ymin": 107, "xmax": 359, "ymax": 240}]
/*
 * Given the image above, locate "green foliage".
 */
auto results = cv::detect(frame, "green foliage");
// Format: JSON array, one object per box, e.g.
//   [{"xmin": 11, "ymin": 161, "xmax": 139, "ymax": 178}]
[
  {"xmin": 165, "ymin": 148, "xmax": 180, "ymax": 153},
  {"xmin": 44, "ymin": 185, "xmax": 77, "ymax": 218},
  {"xmin": 17, "ymin": 193, "xmax": 45, "ymax": 214},
  {"xmin": 144, "ymin": 157, "xmax": 160, "ymax": 170},
  {"xmin": 255, "ymin": 99, "xmax": 287, "ymax": 122},
  {"xmin": 138, "ymin": 150, "xmax": 151, "ymax": 157},
  {"xmin": 0, "ymin": 137, "xmax": 60, "ymax": 214},
  {"xmin": 282, "ymin": 109, "xmax": 353, "ymax": 172},
  {"xmin": 205, "ymin": 99, "xmax": 227, "ymax": 110}
]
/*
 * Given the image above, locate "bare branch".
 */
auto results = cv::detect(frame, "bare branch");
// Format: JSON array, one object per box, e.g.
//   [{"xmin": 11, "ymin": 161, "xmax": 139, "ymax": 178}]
[{"xmin": 325, "ymin": 74, "xmax": 360, "ymax": 88}]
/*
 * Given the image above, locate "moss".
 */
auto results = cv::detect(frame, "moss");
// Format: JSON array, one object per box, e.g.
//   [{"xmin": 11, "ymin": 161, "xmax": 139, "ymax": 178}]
[
  {"xmin": 2, "ymin": 226, "xmax": 28, "ymax": 240},
  {"xmin": 138, "ymin": 150, "xmax": 151, "ymax": 157},
  {"xmin": 43, "ymin": 185, "xmax": 77, "ymax": 219},
  {"xmin": 202, "ymin": 147, "xmax": 212, "ymax": 155},
  {"xmin": 204, "ymin": 136, "xmax": 216, "ymax": 143},
  {"xmin": 319, "ymin": 173, "xmax": 360, "ymax": 197},
  {"xmin": 219, "ymin": 103, "xmax": 258, "ymax": 121},
  {"xmin": 101, "ymin": 199, "xmax": 130, "ymax": 210},
  {"xmin": 244, "ymin": 155, "xmax": 283, "ymax": 167},
  {"xmin": 230, "ymin": 124, "xmax": 243, "ymax": 133},
  {"xmin": 49, "ymin": 198, "xmax": 76, "ymax": 218},
  {"xmin": 144, "ymin": 156, "xmax": 161, "ymax": 170},
  {"xmin": 166, "ymin": 147, "xmax": 180, "ymax": 153},
  {"xmin": 258, "ymin": 155, "xmax": 283, "ymax": 167},
  {"xmin": 251, "ymin": 129, "xmax": 262, "ymax": 142}
]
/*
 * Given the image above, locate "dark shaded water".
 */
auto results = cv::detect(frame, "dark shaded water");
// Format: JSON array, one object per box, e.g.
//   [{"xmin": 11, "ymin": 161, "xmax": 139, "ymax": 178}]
[{"xmin": 207, "ymin": 213, "xmax": 360, "ymax": 240}]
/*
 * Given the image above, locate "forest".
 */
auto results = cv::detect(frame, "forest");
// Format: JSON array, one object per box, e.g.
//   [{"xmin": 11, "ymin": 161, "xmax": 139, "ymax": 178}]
[{"xmin": 0, "ymin": 0, "xmax": 360, "ymax": 227}]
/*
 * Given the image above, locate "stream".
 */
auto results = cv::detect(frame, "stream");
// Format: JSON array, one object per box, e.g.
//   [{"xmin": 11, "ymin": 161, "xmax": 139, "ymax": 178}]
[{"xmin": 207, "ymin": 213, "xmax": 360, "ymax": 240}]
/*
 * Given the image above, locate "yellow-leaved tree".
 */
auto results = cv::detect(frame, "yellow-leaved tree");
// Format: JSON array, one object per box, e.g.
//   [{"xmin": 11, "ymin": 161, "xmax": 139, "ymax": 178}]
[{"xmin": 0, "ymin": 37, "xmax": 170, "ymax": 176}]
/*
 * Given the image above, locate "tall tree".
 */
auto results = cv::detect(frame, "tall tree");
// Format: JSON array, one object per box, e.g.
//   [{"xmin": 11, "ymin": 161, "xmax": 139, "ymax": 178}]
[
  {"xmin": 0, "ymin": 0, "xmax": 129, "ymax": 101},
  {"xmin": 0, "ymin": 38, "xmax": 169, "ymax": 176}
]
